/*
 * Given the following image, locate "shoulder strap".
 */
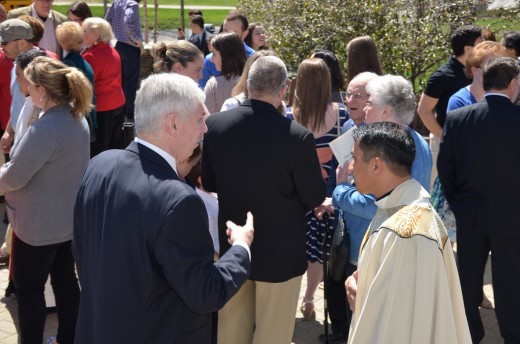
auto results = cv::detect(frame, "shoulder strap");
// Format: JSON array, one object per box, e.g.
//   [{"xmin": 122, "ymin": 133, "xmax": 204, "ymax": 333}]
[{"xmin": 335, "ymin": 104, "xmax": 340, "ymax": 136}]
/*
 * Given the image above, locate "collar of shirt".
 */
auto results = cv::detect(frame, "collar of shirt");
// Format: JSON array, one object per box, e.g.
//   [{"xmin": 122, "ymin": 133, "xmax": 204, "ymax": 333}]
[
  {"xmin": 31, "ymin": 5, "xmax": 53, "ymax": 20},
  {"xmin": 485, "ymin": 92, "xmax": 510, "ymax": 99},
  {"xmin": 374, "ymin": 178, "xmax": 429, "ymax": 209},
  {"xmin": 134, "ymin": 137, "xmax": 178, "ymax": 175}
]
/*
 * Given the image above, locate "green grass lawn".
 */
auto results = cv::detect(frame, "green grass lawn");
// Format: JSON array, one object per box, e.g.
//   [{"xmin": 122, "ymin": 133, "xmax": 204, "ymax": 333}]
[
  {"xmin": 53, "ymin": 5, "xmax": 228, "ymax": 30},
  {"xmin": 476, "ymin": 16, "xmax": 520, "ymax": 37},
  {"xmin": 55, "ymin": 4, "xmax": 518, "ymax": 44},
  {"xmin": 86, "ymin": 0, "xmax": 237, "ymax": 7}
]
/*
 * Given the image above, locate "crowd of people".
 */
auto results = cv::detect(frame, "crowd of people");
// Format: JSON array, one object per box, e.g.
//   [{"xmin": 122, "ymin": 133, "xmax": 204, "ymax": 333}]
[{"xmin": 0, "ymin": 1, "xmax": 519, "ymax": 344}]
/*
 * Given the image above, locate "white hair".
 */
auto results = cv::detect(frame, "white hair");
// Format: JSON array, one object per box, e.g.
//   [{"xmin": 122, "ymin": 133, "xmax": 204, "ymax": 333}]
[
  {"xmin": 247, "ymin": 56, "xmax": 287, "ymax": 97},
  {"xmin": 350, "ymin": 71, "xmax": 379, "ymax": 85},
  {"xmin": 135, "ymin": 73, "xmax": 205, "ymax": 135},
  {"xmin": 365, "ymin": 74, "xmax": 416, "ymax": 125}
]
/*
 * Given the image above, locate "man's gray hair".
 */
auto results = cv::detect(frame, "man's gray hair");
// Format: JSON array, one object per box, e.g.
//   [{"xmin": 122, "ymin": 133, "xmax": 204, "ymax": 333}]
[
  {"xmin": 247, "ymin": 56, "xmax": 287, "ymax": 97},
  {"xmin": 350, "ymin": 71, "xmax": 379, "ymax": 85},
  {"xmin": 135, "ymin": 73, "xmax": 205, "ymax": 135},
  {"xmin": 365, "ymin": 74, "xmax": 416, "ymax": 125}
]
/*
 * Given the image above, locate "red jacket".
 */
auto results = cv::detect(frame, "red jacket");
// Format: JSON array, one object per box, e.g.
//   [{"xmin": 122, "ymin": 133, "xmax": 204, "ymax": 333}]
[
  {"xmin": 0, "ymin": 51, "xmax": 13, "ymax": 131},
  {"xmin": 82, "ymin": 42, "xmax": 125, "ymax": 112}
]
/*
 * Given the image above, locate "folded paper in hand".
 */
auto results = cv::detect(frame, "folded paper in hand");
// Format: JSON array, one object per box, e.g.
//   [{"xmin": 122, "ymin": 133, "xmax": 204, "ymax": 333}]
[{"xmin": 329, "ymin": 126, "xmax": 356, "ymax": 167}]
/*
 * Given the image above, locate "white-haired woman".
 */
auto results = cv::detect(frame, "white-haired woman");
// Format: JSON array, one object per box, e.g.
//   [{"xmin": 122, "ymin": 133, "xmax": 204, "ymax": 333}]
[
  {"xmin": 364, "ymin": 74, "xmax": 432, "ymax": 190},
  {"xmin": 82, "ymin": 17, "xmax": 125, "ymax": 156}
]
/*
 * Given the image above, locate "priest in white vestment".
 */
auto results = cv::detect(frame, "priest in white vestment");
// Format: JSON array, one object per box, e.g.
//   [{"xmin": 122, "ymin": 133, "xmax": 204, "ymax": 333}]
[{"xmin": 345, "ymin": 122, "xmax": 471, "ymax": 344}]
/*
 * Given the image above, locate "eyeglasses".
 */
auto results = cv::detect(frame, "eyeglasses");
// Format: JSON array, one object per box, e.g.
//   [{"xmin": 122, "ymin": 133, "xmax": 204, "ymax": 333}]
[
  {"xmin": 365, "ymin": 101, "xmax": 373, "ymax": 106},
  {"xmin": 345, "ymin": 92, "xmax": 369, "ymax": 100}
]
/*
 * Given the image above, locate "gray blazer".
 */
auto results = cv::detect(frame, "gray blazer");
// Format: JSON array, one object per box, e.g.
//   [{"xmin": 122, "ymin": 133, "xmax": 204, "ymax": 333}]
[
  {"xmin": 7, "ymin": 5, "xmax": 68, "ymax": 58},
  {"xmin": 0, "ymin": 103, "xmax": 90, "ymax": 246}
]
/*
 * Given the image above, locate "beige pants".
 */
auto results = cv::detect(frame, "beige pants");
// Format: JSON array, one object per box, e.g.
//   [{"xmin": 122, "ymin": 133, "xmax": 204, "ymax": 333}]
[{"xmin": 217, "ymin": 275, "xmax": 302, "ymax": 344}]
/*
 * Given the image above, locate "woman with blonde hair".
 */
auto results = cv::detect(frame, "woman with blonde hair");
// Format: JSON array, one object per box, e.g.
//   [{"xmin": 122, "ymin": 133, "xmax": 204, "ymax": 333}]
[
  {"xmin": 151, "ymin": 40, "xmax": 204, "ymax": 82},
  {"xmin": 287, "ymin": 58, "xmax": 348, "ymax": 321},
  {"xmin": 0, "ymin": 56, "xmax": 92, "ymax": 344},
  {"xmin": 82, "ymin": 17, "xmax": 125, "ymax": 156},
  {"xmin": 56, "ymin": 21, "xmax": 96, "ymax": 143}
]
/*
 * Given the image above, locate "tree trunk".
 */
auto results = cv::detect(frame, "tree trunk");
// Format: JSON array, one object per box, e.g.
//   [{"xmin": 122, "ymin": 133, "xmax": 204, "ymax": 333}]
[
  {"xmin": 143, "ymin": 0, "xmax": 148, "ymax": 44},
  {"xmin": 154, "ymin": 0, "xmax": 158, "ymax": 43}
]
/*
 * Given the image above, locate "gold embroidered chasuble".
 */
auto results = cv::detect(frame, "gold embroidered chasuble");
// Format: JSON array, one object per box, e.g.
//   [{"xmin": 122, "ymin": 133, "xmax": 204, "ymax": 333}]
[{"xmin": 348, "ymin": 179, "xmax": 471, "ymax": 344}]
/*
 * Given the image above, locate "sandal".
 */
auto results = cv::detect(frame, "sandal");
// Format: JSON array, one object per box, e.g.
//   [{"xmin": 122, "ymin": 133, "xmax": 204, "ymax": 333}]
[{"xmin": 300, "ymin": 298, "xmax": 315, "ymax": 320}]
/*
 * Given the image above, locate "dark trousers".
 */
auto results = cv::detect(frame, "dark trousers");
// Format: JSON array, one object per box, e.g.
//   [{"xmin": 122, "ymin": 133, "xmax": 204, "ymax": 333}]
[
  {"xmin": 457, "ymin": 227, "xmax": 520, "ymax": 344},
  {"xmin": 115, "ymin": 41, "xmax": 141, "ymax": 119},
  {"xmin": 12, "ymin": 235, "xmax": 79, "ymax": 344},
  {"xmin": 325, "ymin": 262, "xmax": 356, "ymax": 337},
  {"xmin": 91, "ymin": 105, "xmax": 125, "ymax": 157}
]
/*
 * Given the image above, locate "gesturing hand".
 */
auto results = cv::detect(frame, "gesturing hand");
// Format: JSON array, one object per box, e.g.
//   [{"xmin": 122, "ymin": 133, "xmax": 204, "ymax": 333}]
[{"xmin": 226, "ymin": 212, "xmax": 254, "ymax": 247}]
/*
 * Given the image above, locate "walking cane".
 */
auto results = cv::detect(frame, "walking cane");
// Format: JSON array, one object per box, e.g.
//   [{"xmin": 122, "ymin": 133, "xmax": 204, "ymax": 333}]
[{"xmin": 322, "ymin": 213, "xmax": 330, "ymax": 344}]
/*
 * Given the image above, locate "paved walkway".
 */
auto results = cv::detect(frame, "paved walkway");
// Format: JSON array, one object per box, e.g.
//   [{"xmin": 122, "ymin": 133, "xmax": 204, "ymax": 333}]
[{"xmin": 0, "ymin": 204, "xmax": 503, "ymax": 343}]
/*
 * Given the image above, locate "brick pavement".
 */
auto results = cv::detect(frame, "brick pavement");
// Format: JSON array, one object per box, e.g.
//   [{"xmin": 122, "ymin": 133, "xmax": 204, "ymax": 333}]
[{"xmin": 0, "ymin": 205, "xmax": 503, "ymax": 344}]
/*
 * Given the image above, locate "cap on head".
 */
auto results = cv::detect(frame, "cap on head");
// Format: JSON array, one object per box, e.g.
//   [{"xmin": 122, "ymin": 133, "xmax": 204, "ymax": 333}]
[{"xmin": 0, "ymin": 19, "xmax": 34, "ymax": 44}]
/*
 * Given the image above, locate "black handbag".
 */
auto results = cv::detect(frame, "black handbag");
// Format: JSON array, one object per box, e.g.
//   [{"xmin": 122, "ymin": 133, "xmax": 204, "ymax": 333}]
[
  {"xmin": 328, "ymin": 209, "xmax": 350, "ymax": 281},
  {"xmin": 122, "ymin": 121, "xmax": 136, "ymax": 147}
]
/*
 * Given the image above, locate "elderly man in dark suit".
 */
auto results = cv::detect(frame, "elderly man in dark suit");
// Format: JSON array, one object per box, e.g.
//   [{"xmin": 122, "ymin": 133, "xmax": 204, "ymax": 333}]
[
  {"xmin": 438, "ymin": 56, "xmax": 520, "ymax": 344},
  {"xmin": 73, "ymin": 73, "xmax": 254, "ymax": 343},
  {"xmin": 7, "ymin": 0, "xmax": 67, "ymax": 58},
  {"xmin": 202, "ymin": 56, "xmax": 325, "ymax": 343}
]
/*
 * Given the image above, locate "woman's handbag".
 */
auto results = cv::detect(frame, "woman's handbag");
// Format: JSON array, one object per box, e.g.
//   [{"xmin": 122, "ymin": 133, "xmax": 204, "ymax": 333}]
[
  {"xmin": 328, "ymin": 210, "xmax": 350, "ymax": 281},
  {"xmin": 122, "ymin": 121, "xmax": 136, "ymax": 147}
]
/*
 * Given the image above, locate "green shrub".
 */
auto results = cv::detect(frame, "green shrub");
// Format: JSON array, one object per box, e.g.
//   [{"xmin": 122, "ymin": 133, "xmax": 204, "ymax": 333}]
[{"xmin": 238, "ymin": 0, "xmax": 477, "ymax": 93}]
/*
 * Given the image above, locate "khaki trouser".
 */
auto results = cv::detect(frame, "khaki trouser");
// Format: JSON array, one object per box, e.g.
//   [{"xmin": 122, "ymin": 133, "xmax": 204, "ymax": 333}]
[{"xmin": 218, "ymin": 275, "xmax": 303, "ymax": 344}]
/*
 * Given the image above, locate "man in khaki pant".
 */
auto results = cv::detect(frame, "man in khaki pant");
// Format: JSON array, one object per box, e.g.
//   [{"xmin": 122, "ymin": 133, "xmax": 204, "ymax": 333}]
[{"xmin": 201, "ymin": 56, "xmax": 326, "ymax": 343}]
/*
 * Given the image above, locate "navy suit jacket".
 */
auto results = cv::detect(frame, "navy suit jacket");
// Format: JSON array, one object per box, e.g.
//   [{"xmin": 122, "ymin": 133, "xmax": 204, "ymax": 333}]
[
  {"xmin": 201, "ymin": 99, "xmax": 326, "ymax": 282},
  {"xmin": 189, "ymin": 30, "xmax": 209, "ymax": 56},
  {"xmin": 73, "ymin": 142, "xmax": 250, "ymax": 343},
  {"xmin": 438, "ymin": 95, "xmax": 520, "ymax": 237}
]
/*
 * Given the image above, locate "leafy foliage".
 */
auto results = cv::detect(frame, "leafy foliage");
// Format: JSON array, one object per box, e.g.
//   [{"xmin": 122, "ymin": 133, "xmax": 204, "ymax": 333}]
[{"xmin": 238, "ymin": 0, "xmax": 477, "ymax": 93}]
